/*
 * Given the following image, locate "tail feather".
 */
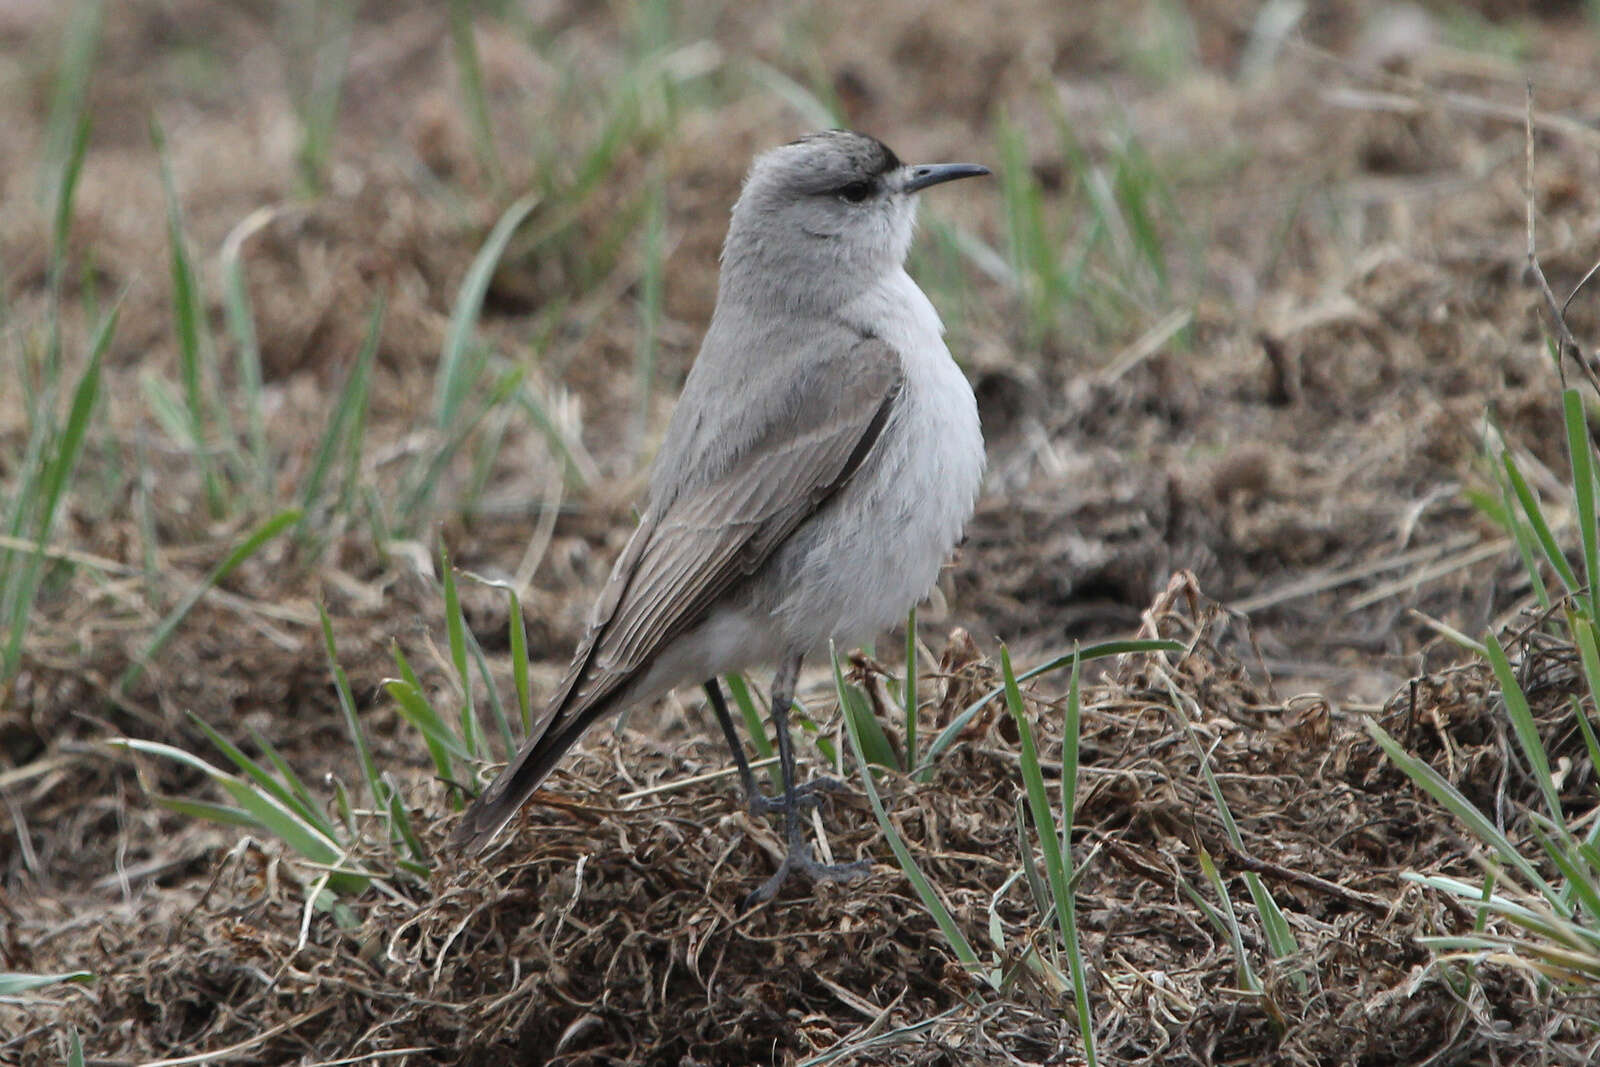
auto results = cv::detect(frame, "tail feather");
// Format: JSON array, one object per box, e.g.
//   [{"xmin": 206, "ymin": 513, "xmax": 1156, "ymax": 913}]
[{"xmin": 449, "ymin": 700, "xmax": 613, "ymax": 853}]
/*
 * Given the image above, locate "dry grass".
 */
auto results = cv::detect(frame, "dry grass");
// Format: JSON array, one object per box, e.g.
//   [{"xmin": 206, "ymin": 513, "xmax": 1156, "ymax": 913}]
[{"xmin": 13, "ymin": 584, "xmax": 1600, "ymax": 1063}]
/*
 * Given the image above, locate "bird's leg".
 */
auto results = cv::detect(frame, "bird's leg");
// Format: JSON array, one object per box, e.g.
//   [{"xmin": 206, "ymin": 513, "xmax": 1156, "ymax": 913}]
[
  {"xmin": 704, "ymin": 677, "xmax": 762, "ymax": 805},
  {"xmin": 704, "ymin": 678, "xmax": 848, "ymax": 816},
  {"xmin": 742, "ymin": 655, "xmax": 871, "ymax": 910}
]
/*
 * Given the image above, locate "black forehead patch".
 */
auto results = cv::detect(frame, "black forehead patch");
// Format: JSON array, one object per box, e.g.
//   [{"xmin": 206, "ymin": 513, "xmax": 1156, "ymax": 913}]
[
  {"xmin": 788, "ymin": 130, "xmax": 903, "ymax": 176},
  {"xmin": 871, "ymin": 137, "xmax": 902, "ymax": 173}
]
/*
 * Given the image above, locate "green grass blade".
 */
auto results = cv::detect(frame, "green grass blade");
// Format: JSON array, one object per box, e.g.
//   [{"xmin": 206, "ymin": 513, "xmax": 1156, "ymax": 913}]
[
  {"xmin": 1483, "ymin": 631, "xmax": 1565, "ymax": 826},
  {"xmin": 461, "ymin": 570, "xmax": 533, "ymax": 735},
  {"xmin": 320, "ymin": 603, "xmax": 385, "ymax": 809},
  {"xmin": 515, "ymin": 381, "xmax": 593, "ymax": 490},
  {"xmin": 111, "ymin": 737, "xmax": 362, "ymax": 893},
  {"xmin": 1503, "ymin": 450, "xmax": 1579, "ymax": 595},
  {"xmin": 1571, "ymin": 697, "xmax": 1600, "ymax": 833},
  {"xmin": 465, "ymin": 622, "xmax": 515, "ymax": 756},
  {"xmin": 150, "ymin": 793, "xmax": 257, "ymax": 828},
  {"xmin": 434, "ymin": 194, "xmax": 538, "ymax": 428},
  {"xmin": 794, "ymin": 1007, "xmax": 966, "ymax": 1067},
  {"xmin": 1411, "ymin": 871, "xmax": 1600, "ymax": 952},
  {"xmin": 1168, "ymin": 673, "xmax": 1302, "ymax": 983},
  {"xmin": 835, "ymin": 645, "xmax": 984, "ymax": 975},
  {"xmin": 987, "ymin": 867, "xmax": 1018, "ymax": 961},
  {"xmin": 151, "ymin": 117, "xmax": 225, "ymax": 517},
  {"xmin": 0, "ymin": 971, "xmax": 93, "ymax": 995},
  {"xmin": 1496, "ymin": 459, "xmax": 1553, "ymax": 611},
  {"xmin": 1364, "ymin": 718, "xmax": 1564, "ymax": 910},
  {"xmin": 1245, "ymin": 871, "xmax": 1302, "ymax": 988},
  {"xmin": 1465, "ymin": 483, "xmax": 1509, "ymax": 529},
  {"xmin": 726, "ymin": 671, "xmax": 780, "ymax": 791},
  {"xmin": 464, "ymin": 566, "xmax": 531, "ymax": 742},
  {"xmin": 247, "ymin": 726, "xmax": 324, "ymax": 822},
  {"xmin": 508, "ymin": 587, "xmax": 531, "ymax": 733},
  {"xmin": 288, "ymin": 0, "xmax": 353, "ymax": 194},
  {"xmin": 1197, "ymin": 842, "xmax": 1261, "ymax": 993},
  {"xmin": 1530, "ymin": 817, "xmax": 1600, "ymax": 926},
  {"xmin": 401, "ymin": 362, "xmax": 525, "ymax": 525},
  {"xmin": 917, "ymin": 638, "xmax": 1183, "ymax": 778},
  {"xmin": 744, "ymin": 59, "xmax": 842, "ymax": 129},
  {"xmin": 1003, "ymin": 647, "xmax": 1096, "ymax": 1056},
  {"xmin": 994, "ymin": 113, "xmax": 1057, "ymax": 342},
  {"xmin": 385, "ymin": 677, "xmax": 470, "ymax": 778},
  {"xmin": 1001, "ymin": 647, "xmax": 1070, "ymax": 923},
  {"xmin": 1576, "ymin": 838, "xmax": 1600, "ymax": 894},
  {"xmin": 463, "ymin": 405, "xmax": 513, "ymax": 516},
  {"xmin": 48, "ymin": 102, "xmax": 93, "ymax": 305},
  {"xmin": 841, "ymin": 669, "xmax": 901, "ymax": 772},
  {"xmin": 1569, "ymin": 614, "xmax": 1600, "ymax": 838},
  {"xmin": 301, "ymin": 296, "xmax": 382, "ymax": 519},
  {"xmin": 448, "ymin": 0, "xmax": 501, "ymax": 187},
  {"xmin": 214, "ymin": 777, "xmax": 362, "ymax": 894},
  {"xmin": 37, "ymin": 0, "xmax": 103, "ymax": 205},
  {"xmin": 220, "ymin": 216, "xmax": 270, "ymax": 496},
  {"xmin": 2, "ymin": 970, "xmax": 96, "ymax": 999},
  {"xmin": 1015, "ymin": 795, "xmax": 1053, "ymax": 922},
  {"xmin": 331, "ymin": 775, "xmax": 356, "ymax": 835},
  {"xmin": 795, "ymin": 707, "xmax": 840, "ymax": 771},
  {"xmin": 1, "ymin": 375, "xmax": 53, "ymax": 545},
  {"xmin": 24, "ymin": 300, "xmax": 114, "ymax": 530},
  {"xmin": 440, "ymin": 542, "xmax": 480, "ymax": 757},
  {"xmin": 119, "ymin": 508, "xmax": 302, "ymax": 691},
  {"xmin": 1175, "ymin": 867, "xmax": 1231, "ymax": 940},
  {"xmin": 1564, "ymin": 389, "xmax": 1599, "ymax": 621},
  {"xmin": 1059, "ymin": 650, "xmax": 1083, "ymax": 859},
  {"xmin": 138, "ymin": 371, "xmax": 194, "ymax": 448},
  {"xmin": 1111, "ymin": 137, "xmax": 1171, "ymax": 292},
  {"xmin": 383, "ymin": 771, "xmax": 428, "ymax": 866},
  {"xmin": 187, "ymin": 712, "xmax": 334, "ymax": 836},
  {"xmin": 1413, "ymin": 614, "xmax": 1490, "ymax": 658},
  {"xmin": 1, "ymin": 305, "xmax": 114, "ymax": 684}
]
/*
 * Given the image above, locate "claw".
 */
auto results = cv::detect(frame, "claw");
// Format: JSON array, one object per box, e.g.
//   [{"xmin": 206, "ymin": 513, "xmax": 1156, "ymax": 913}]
[
  {"xmin": 740, "ymin": 845, "xmax": 872, "ymax": 912},
  {"xmin": 704, "ymin": 665, "xmax": 871, "ymax": 909},
  {"xmin": 745, "ymin": 775, "xmax": 851, "ymax": 815}
]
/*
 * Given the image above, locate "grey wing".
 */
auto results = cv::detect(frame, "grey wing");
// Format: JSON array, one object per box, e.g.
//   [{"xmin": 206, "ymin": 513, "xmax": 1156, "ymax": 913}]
[{"xmin": 451, "ymin": 337, "xmax": 903, "ymax": 850}]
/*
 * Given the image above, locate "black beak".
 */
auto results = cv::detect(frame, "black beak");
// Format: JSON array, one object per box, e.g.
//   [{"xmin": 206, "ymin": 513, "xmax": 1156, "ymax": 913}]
[{"xmin": 902, "ymin": 162, "xmax": 991, "ymax": 194}]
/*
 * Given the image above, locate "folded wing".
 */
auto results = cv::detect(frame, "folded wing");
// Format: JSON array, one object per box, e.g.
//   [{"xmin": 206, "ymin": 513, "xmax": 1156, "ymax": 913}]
[{"xmin": 451, "ymin": 337, "xmax": 903, "ymax": 850}]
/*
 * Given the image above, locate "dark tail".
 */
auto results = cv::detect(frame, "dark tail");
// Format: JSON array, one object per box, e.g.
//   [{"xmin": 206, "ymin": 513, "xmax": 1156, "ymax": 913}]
[{"xmin": 449, "ymin": 700, "xmax": 614, "ymax": 853}]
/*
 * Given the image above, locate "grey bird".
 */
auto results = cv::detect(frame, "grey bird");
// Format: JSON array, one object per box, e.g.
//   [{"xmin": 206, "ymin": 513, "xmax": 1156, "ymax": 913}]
[{"xmin": 451, "ymin": 130, "xmax": 989, "ymax": 908}]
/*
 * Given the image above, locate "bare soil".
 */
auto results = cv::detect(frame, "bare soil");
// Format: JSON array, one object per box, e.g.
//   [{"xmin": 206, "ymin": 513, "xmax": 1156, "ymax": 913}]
[{"xmin": 5, "ymin": 1, "xmax": 1600, "ymax": 1063}]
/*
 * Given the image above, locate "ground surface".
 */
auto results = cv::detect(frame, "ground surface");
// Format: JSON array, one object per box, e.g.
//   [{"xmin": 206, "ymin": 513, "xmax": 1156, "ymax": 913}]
[{"xmin": 4, "ymin": 0, "xmax": 1600, "ymax": 1064}]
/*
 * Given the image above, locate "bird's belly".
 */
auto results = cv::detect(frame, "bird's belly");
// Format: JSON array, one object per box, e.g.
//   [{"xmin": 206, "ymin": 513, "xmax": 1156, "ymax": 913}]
[{"xmin": 770, "ymin": 345, "xmax": 985, "ymax": 652}]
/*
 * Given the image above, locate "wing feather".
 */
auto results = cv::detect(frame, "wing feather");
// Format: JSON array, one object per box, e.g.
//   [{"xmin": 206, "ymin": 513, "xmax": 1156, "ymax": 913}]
[{"xmin": 451, "ymin": 337, "xmax": 903, "ymax": 849}]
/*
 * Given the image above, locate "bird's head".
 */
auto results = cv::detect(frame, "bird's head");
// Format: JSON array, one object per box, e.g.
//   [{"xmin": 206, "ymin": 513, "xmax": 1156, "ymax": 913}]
[{"xmin": 720, "ymin": 130, "xmax": 988, "ymax": 306}]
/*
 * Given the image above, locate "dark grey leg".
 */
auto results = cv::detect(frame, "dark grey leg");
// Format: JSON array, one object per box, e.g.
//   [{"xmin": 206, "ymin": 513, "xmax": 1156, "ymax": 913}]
[
  {"xmin": 704, "ymin": 676, "xmax": 849, "ymax": 815},
  {"xmin": 704, "ymin": 678, "xmax": 761, "ymax": 803},
  {"xmin": 741, "ymin": 655, "xmax": 871, "ymax": 910}
]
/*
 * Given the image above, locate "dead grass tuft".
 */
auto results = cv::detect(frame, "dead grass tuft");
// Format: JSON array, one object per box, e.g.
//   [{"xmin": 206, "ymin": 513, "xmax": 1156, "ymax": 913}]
[{"xmin": 9, "ymin": 583, "xmax": 1597, "ymax": 1064}]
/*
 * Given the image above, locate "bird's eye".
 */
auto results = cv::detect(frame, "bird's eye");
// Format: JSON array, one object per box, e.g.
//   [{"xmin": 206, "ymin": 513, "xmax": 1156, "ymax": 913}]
[{"xmin": 835, "ymin": 180, "xmax": 873, "ymax": 203}]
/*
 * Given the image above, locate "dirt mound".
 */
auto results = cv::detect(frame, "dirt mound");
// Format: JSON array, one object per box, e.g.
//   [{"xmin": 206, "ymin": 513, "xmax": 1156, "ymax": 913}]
[{"xmin": 10, "ymin": 581, "xmax": 1589, "ymax": 1065}]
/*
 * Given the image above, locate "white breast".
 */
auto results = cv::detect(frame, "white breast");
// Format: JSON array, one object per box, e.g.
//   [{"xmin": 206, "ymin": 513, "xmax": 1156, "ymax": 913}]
[{"xmin": 773, "ymin": 270, "xmax": 986, "ymax": 650}]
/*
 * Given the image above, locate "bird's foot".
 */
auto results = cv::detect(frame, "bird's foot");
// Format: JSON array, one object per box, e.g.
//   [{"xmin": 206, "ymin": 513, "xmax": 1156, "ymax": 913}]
[
  {"xmin": 745, "ymin": 775, "xmax": 851, "ymax": 816},
  {"xmin": 740, "ymin": 843, "xmax": 871, "ymax": 912}
]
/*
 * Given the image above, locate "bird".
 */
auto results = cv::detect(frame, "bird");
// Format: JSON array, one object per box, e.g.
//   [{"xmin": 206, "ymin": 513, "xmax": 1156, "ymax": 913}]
[{"xmin": 451, "ymin": 130, "xmax": 989, "ymax": 908}]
